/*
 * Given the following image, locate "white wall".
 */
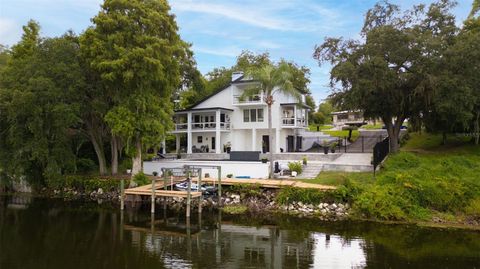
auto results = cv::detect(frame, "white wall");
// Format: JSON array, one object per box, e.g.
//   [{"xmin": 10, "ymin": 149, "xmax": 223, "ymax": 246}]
[
  {"xmin": 185, "ymin": 80, "xmax": 307, "ymax": 153},
  {"xmin": 144, "ymin": 160, "xmax": 270, "ymax": 179}
]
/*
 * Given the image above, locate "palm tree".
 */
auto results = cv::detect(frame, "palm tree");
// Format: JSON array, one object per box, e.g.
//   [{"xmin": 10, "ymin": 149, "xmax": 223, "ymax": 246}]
[{"xmin": 242, "ymin": 62, "xmax": 300, "ymax": 178}]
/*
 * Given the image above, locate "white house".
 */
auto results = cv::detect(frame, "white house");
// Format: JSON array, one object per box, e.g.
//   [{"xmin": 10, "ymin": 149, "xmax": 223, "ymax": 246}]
[
  {"xmin": 169, "ymin": 72, "xmax": 312, "ymax": 154},
  {"xmin": 331, "ymin": 110, "xmax": 378, "ymax": 128}
]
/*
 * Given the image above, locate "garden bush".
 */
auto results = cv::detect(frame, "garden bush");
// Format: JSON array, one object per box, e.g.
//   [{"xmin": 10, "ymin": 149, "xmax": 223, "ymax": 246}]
[
  {"xmin": 276, "ymin": 187, "xmax": 348, "ymax": 205},
  {"xmin": 288, "ymin": 161, "xmax": 303, "ymax": 174},
  {"xmin": 229, "ymin": 183, "xmax": 262, "ymax": 199},
  {"xmin": 45, "ymin": 175, "xmax": 126, "ymax": 192},
  {"xmin": 133, "ymin": 172, "xmax": 150, "ymax": 186}
]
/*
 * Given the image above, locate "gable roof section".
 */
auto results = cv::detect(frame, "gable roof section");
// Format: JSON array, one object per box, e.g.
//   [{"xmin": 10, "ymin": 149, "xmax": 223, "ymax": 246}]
[{"xmin": 183, "ymin": 75, "xmax": 245, "ymax": 110}]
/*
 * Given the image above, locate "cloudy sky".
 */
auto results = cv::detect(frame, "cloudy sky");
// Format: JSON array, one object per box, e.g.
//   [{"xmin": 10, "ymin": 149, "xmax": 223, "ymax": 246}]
[{"xmin": 0, "ymin": 0, "xmax": 473, "ymax": 103}]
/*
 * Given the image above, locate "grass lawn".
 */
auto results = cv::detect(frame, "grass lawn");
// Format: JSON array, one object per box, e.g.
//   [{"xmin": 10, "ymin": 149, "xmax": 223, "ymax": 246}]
[
  {"xmin": 298, "ymin": 171, "xmax": 374, "ymax": 186},
  {"xmin": 308, "ymin": 124, "xmax": 333, "ymax": 131},
  {"xmin": 296, "ymin": 131, "xmax": 480, "ymax": 223},
  {"xmin": 361, "ymin": 123, "xmax": 383, "ymax": 129},
  {"xmin": 323, "ymin": 130, "xmax": 360, "ymax": 142}
]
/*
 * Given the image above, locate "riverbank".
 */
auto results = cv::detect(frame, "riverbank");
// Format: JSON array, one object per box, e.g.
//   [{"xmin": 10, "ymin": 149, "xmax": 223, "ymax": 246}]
[{"xmin": 10, "ymin": 179, "xmax": 477, "ymax": 231}]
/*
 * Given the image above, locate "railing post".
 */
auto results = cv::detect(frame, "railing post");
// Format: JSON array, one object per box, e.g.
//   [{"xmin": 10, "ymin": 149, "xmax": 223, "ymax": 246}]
[
  {"xmin": 163, "ymin": 169, "xmax": 167, "ymax": 190},
  {"xmin": 344, "ymin": 136, "xmax": 347, "ymax": 153}
]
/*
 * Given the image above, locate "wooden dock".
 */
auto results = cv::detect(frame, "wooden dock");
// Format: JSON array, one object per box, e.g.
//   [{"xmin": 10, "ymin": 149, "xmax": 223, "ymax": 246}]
[
  {"xmin": 124, "ymin": 178, "xmax": 201, "ymax": 198},
  {"xmin": 200, "ymin": 177, "xmax": 336, "ymax": 190}
]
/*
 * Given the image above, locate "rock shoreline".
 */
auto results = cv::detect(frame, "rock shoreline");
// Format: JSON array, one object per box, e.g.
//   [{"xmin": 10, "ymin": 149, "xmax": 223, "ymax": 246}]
[{"xmin": 39, "ymin": 187, "xmax": 351, "ymax": 221}]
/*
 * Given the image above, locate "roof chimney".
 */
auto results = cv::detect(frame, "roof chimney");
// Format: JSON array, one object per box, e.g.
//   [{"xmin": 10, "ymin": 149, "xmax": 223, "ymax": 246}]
[{"xmin": 231, "ymin": 71, "xmax": 244, "ymax": 82}]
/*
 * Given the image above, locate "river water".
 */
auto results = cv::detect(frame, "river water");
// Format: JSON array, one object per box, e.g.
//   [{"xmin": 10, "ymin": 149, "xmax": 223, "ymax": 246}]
[{"xmin": 1, "ymin": 195, "xmax": 479, "ymax": 269}]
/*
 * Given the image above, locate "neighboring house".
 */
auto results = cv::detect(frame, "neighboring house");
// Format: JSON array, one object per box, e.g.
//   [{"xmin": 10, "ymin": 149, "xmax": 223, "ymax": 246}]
[
  {"xmin": 331, "ymin": 110, "xmax": 377, "ymax": 128},
  {"xmin": 169, "ymin": 72, "xmax": 311, "ymax": 154}
]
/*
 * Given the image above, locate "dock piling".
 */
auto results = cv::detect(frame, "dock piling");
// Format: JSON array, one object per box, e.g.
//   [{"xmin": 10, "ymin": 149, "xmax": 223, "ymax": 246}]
[
  {"xmin": 218, "ymin": 167, "xmax": 222, "ymax": 207},
  {"xmin": 151, "ymin": 176, "xmax": 155, "ymax": 214},
  {"xmin": 163, "ymin": 169, "xmax": 167, "ymax": 190},
  {"xmin": 186, "ymin": 172, "xmax": 192, "ymax": 218},
  {"xmin": 198, "ymin": 168, "xmax": 203, "ymax": 214},
  {"xmin": 120, "ymin": 178, "xmax": 125, "ymax": 210}
]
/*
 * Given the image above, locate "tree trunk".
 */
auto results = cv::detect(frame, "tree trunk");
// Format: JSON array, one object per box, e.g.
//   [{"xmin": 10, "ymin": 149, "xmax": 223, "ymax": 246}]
[
  {"xmin": 442, "ymin": 132, "xmax": 447, "ymax": 145},
  {"xmin": 111, "ymin": 134, "xmax": 119, "ymax": 175},
  {"xmin": 475, "ymin": 110, "xmax": 479, "ymax": 145},
  {"xmin": 131, "ymin": 137, "xmax": 142, "ymax": 177},
  {"xmin": 88, "ymin": 129, "xmax": 107, "ymax": 175},
  {"xmin": 384, "ymin": 118, "xmax": 403, "ymax": 153},
  {"xmin": 268, "ymin": 103, "xmax": 274, "ymax": 179}
]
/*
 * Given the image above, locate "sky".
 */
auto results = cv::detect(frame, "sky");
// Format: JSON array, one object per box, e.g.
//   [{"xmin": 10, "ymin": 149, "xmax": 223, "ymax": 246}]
[{"xmin": 0, "ymin": 0, "xmax": 474, "ymax": 104}]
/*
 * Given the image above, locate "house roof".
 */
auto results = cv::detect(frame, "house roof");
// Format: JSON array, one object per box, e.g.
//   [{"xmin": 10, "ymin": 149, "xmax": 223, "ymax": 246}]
[
  {"xmin": 175, "ymin": 107, "xmax": 234, "ymax": 114},
  {"xmin": 184, "ymin": 75, "xmax": 246, "ymax": 110},
  {"xmin": 183, "ymin": 73, "xmax": 308, "ymax": 110}
]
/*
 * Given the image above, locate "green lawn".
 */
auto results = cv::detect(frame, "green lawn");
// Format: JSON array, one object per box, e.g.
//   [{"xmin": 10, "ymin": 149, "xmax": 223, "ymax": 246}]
[
  {"xmin": 361, "ymin": 123, "xmax": 383, "ymax": 129},
  {"xmin": 297, "ymin": 132, "xmax": 480, "ymax": 223},
  {"xmin": 308, "ymin": 125, "xmax": 333, "ymax": 131},
  {"xmin": 323, "ymin": 130, "xmax": 360, "ymax": 142},
  {"xmin": 299, "ymin": 171, "xmax": 374, "ymax": 186}
]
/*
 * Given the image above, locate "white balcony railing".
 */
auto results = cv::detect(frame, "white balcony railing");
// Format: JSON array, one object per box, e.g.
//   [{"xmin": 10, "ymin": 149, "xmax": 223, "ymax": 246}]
[
  {"xmin": 233, "ymin": 94, "xmax": 263, "ymax": 105},
  {"xmin": 174, "ymin": 122, "xmax": 231, "ymax": 131},
  {"xmin": 282, "ymin": 117, "xmax": 306, "ymax": 127}
]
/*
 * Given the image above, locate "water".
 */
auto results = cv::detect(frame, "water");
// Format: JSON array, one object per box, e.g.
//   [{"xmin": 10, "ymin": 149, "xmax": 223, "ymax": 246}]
[{"xmin": 1, "ymin": 195, "xmax": 479, "ymax": 269}]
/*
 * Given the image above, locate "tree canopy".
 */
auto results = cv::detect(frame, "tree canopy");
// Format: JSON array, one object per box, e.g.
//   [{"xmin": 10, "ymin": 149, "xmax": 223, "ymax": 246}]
[
  {"xmin": 82, "ymin": 0, "xmax": 191, "ymax": 175},
  {"xmin": 314, "ymin": 0, "xmax": 467, "ymax": 152}
]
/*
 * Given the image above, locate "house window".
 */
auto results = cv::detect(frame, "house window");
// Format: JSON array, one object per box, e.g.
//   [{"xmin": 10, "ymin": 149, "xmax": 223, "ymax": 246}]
[
  {"xmin": 244, "ymin": 110, "xmax": 250, "ymax": 122},
  {"xmin": 197, "ymin": 136, "xmax": 202, "ymax": 143},
  {"xmin": 243, "ymin": 109, "xmax": 264, "ymax": 122},
  {"xmin": 258, "ymin": 109, "xmax": 264, "ymax": 122}
]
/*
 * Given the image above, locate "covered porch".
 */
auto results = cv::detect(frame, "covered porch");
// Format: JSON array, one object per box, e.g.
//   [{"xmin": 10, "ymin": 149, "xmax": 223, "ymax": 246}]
[
  {"xmin": 170, "ymin": 107, "xmax": 232, "ymax": 154},
  {"xmin": 280, "ymin": 103, "xmax": 309, "ymax": 128}
]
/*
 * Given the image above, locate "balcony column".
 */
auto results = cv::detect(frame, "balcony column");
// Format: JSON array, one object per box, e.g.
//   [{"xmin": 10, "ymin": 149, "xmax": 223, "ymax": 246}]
[
  {"xmin": 275, "ymin": 128, "xmax": 280, "ymax": 153},
  {"xmin": 294, "ymin": 105, "xmax": 297, "ymax": 127},
  {"xmin": 215, "ymin": 110, "xmax": 221, "ymax": 154},
  {"xmin": 187, "ymin": 112, "xmax": 192, "ymax": 154},
  {"xmin": 175, "ymin": 134, "xmax": 180, "ymax": 153},
  {"xmin": 252, "ymin": 128, "xmax": 257, "ymax": 151},
  {"xmin": 305, "ymin": 109, "xmax": 308, "ymax": 126}
]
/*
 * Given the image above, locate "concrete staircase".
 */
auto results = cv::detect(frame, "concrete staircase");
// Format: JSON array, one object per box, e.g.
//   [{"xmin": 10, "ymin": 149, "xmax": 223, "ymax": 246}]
[{"xmin": 299, "ymin": 163, "xmax": 324, "ymax": 179}]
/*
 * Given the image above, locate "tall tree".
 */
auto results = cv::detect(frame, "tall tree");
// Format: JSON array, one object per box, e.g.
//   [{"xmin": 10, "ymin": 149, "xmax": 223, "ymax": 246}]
[
  {"xmin": 460, "ymin": 1, "xmax": 480, "ymax": 145},
  {"xmin": 84, "ymin": 0, "xmax": 188, "ymax": 176},
  {"xmin": 243, "ymin": 62, "xmax": 298, "ymax": 178},
  {"xmin": 0, "ymin": 22, "xmax": 83, "ymax": 182},
  {"xmin": 314, "ymin": 1, "xmax": 459, "ymax": 152}
]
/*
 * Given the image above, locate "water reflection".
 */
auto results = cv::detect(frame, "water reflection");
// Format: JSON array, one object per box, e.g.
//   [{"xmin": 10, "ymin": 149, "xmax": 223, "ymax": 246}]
[{"xmin": 1, "ymin": 195, "xmax": 480, "ymax": 269}]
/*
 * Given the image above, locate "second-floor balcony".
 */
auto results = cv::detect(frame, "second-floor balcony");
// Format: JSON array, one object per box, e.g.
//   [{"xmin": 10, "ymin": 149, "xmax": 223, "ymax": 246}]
[
  {"xmin": 233, "ymin": 94, "xmax": 264, "ymax": 105},
  {"xmin": 174, "ymin": 121, "xmax": 231, "ymax": 131},
  {"xmin": 282, "ymin": 117, "xmax": 307, "ymax": 127}
]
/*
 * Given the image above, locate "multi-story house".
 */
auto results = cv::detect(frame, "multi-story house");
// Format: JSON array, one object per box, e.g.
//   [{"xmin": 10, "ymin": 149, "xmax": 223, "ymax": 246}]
[{"xmin": 169, "ymin": 72, "xmax": 311, "ymax": 155}]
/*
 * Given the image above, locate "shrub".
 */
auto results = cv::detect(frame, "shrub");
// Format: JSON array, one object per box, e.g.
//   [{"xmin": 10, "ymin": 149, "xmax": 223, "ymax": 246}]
[
  {"xmin": 76, "ymin": 158, "xmax": 97, "ymax": 173},
  {"xmin": 302, "ymin": 157, "xmax": 307, "ymax": 165},
  {"xmin": 230, "ymin": 183, "xmax": 262, "ymax": 199},
  {"xmin": 288, "ymin": 162, "xmax": 303, "ymax": 174},
  {"xmin": 223, "ymin": 205, "xmax": 248, "ymax": 214},
  {"xmin": 276, "ymin": 187, "xmax": 344, "ymax": 205},
  {"xmin": 226, "ymin": 174, "xmax": 233, "ymax": 178},
  {"xmin": 46, "ymin": 175, "xmax": 127, "ymax": 192},
  {"xmin": 465, "ymin": 198, "xmax": 480, "ymax": 218},
  {"xmin": 133, "ymin": 172, "xmax": 150, "ymax": 186}
]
